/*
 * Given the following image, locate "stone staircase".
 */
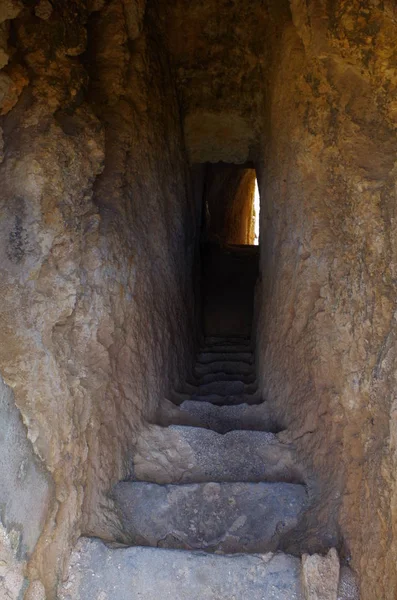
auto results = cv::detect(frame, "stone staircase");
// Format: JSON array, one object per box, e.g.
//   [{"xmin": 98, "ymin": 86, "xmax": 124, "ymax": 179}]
[{"xmin": 60, "ymin": 336, "xmax": 359, "ymax": 599}]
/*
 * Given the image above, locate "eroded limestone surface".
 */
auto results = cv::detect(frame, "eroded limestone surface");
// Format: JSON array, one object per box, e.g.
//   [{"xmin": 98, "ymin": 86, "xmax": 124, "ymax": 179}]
[
  {"xmin": 113, "ymin": 480, "xmax": 307, "ymax": 552},
  {"xmin": 60, "ymin": 539, "xmax": 359, "ymax": 600},
  {"xmin": 59, "ymin": 538, "xmax": 305, "ymax": 600},
  {"xmin": 254, "ymin": 2, "xmax": 397, "ymax": 597},
  {"xmin": 0, "ymin": 0, "xmax": 394, "ymax": 597},
  {"xmin": 0, "ymin": 0, "xmax": 198, "ymax": 595},
  {"xmin": 179, "ymin": 399, "xmax": 279, "ymax": 433},
  {"xmin": 132, "ymin": 425, "xmax": 303, "ymax": 485},
  {"xmin": 302, "ymin": 549, "xmax": 340, "ymax": 600}
]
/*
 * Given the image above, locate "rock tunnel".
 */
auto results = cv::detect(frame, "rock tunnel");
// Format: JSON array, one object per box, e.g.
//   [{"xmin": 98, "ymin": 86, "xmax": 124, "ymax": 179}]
[{"xmin": 0, "ymin": 0, "xmax": 397, "ymax": 598}]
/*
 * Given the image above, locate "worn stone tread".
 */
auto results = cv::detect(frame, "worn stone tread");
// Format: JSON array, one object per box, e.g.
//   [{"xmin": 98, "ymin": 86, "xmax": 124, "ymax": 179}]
[
  {"xmin": 131, "ymin": 425, "xmax": 303, "ymax": 484},
  {"xmin": 201, "ymin": 344, "xmax": 253, "ymax": 354},
  {"xmin": 190, "ymin": 391, "xmax": 262, "ymax": 405},
  {"xmin": 195, "ymin": 360, "xmax": 255, "ymax": 376},
  {"xmin": 196, "ymin": 379, "xmax": 257, "ymax": 396},
  {"xmin": 60, "ymin": 538, "xmax": 304, "ymax": 600},
  {"xmin": 113, "ymin": 481, "xmax": 307, "ymax": 552},
  {"xmin": 172, "ymin": 390, "xmax": 262, "ymax": 406},
  {"xmin": 197, "ymin": 380, "xmax": 245, "ymax": 396},
  {"xmin": 204, "ymin": 336, "xmax": 251, "ymax": 346},
  {"xmin": 197, "ymin": 352, "xmax": 253, "ymax": 364},
  {"xmin": 197, "ymin": 372, "xmax": 256, "ymax": 385},
  {"xmin": 180, "ymin": 400, "xmax": 279, "ymax": 433}
]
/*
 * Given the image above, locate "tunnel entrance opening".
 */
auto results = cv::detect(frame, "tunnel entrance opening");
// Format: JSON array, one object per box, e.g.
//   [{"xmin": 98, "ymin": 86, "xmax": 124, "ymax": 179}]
[
  {"xmin": 201, "ymin": 163, "xmax": 259, "ymax": 247},
  {"xmin": 198, "ymin": 163, "xmax": 260, "ymax": 338}
]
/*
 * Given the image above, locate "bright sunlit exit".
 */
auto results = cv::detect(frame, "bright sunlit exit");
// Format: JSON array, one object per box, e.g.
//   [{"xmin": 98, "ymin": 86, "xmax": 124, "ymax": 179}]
[{"xmin": 253, "ymin": 177, "xmax": 260, "ymax": 246}]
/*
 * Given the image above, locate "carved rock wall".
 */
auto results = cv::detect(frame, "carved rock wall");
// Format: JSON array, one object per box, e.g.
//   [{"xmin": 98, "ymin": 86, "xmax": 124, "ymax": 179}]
[
  {"xmin": 256, "ymin": 2, "xmax": 397, "ymax": 599},
  {"xmin": 1, "ymin": 1, "xmax": 397, "ymax": 598},
  {"xmin": 0, "ymin": 1, "xmax": 197, "ymax": 597}
]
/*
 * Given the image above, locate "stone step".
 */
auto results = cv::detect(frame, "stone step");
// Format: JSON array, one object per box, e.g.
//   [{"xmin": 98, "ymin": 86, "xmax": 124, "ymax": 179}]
[
  {"xmin": 196, "ymin": 380, "xmax": 246, "ymax": 396},
  {"xmin": 170, "ymin": 389, "xmax": 262, "ymax": 406},
  {"xmin": 197, "ymin": 373, "xmax": 256, "ymax": 386},
  {"xmin": 204, "ymin": 336, "xmax": 251, "ymax": 347},
  {"xmin": 60, "ymin": 539, "xmax": 304, "ymax": 600},
  {"xmin": 113, "ymin": 481, "xmax": 307, "ymax": 553},
  {"xmin": 197, "ymin": 372, "xmax": 256, "ymax": 385},
  {"xmin": 180, "ymin": 400, "xmax": 279, "ymax": 433},
  {"xmin": 197, "ymin": 352, "xmax": 253, "ymax": 364},
  {"xmin": 200, "ymin": 344, "xmax": 253, "ymax": 354},
  {"xmin": 196, "ymin": 380, "xmax": 257, "ymax": 396},
  {"xmin": 131, "ymin": 425, "xmax": 303, "ymax": 484},
  {"xmin": 194, "ymin": 360, "xmax": 255, "ymax": 376},
  {"xmin": 189, "ymin": 391, "xmax": 262, "ymax": 405}
]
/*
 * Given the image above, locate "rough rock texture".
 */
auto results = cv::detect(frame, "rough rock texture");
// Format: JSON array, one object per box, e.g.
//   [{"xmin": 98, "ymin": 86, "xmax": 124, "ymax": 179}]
[
  {"xmin": 1, "ymin": 0, "xmax": 395, "ymax": 597},
  {"xmin": 59, "ymin": 538, "xmax": 305, "ymax": 600},
  {"xmin": 0, "ymin": 1, "xmax": 198, "ymax": 596},
  {"xmin": 255, "ymin": 1, "xmax": 397, "ymax": 598},
  {"xmin": 178, "ymin": 399, "xmax": 280, "ymax": 433},
  {"xmin": 131, "ymin": 425, "xmax": 304, "ymax": 485},
  {"xmin": 302, "ymin": 549, "xmax": 340, "ymax": 600},
  {"xmin": 59, "ymin": 537, "xmax": 358, "ymax": 599},
  {"xmin": 338, "ymin": 567, "xmax": 360, "ymax": 600},
  {"xmin": 113, "ymin": 480, "xmax": 307, "ymax": 552},
  {"xmin": 162, "ymin": 1, "xmax": 270, "ymax": 162}
]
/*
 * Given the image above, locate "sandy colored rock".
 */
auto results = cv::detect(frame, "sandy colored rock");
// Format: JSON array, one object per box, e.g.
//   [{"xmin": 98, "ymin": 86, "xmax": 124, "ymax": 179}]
[
  {"xmin": 132, "ymin": 425, "xmax": 303, "ymax": 485},
  {"xmin": 0, "ymin": 0, "xmax": 395, "ymax": 598},
  {"xmin": 25, "ymin": 580, "xmax": 46, "ymax": 600},
  {"xmin": 0, "ymin": 126, "xmax": 3, "ymax": 163},
  {"xmin": 122, "ymin": 0, "xmax": 146, "ymax": 40},
  {"xmin": 0, "ymin": 72, "xmax": 12, "ymax": 108},
  {"xmin": 0, "ymin": 0, "xmax": 22, "ymax": 24},
  {"xmin": 0, "ymin": 1, "xmax": 197, "ymax": 596},
  {"xmin": 0, "ymin": 65, "xmax": 28, "ymax": 114},
  {"xmin": 34, "ymin": 0, "xmax": 53, "ymax": 20},
  {"xmin": 185, "ymin": 110, "xmax": 254, "ymax": 163},
  {"xmin": 302, "ymin": 549, "xmax": 340, "ymax": 600},
  {"xmin": 162, "ymin": 0, "xmax": 269, "ymax": 162},
  {"xmin": 0, "ymin": 22, "xmax": 9, "ymax": 68},
  {"xmin": 252, "ymin": 3, "xmax": 397, "ymax": 598}
]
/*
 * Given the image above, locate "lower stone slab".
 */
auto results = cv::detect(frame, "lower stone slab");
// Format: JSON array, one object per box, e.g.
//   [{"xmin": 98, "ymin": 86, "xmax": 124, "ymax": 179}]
[
  {"xmin": 59, "ymin": 538, "xmax": 304, "ymax": 600},
  {"xmin": 113, "ymin": 480, "xmax": 307, "ymax": 552}
]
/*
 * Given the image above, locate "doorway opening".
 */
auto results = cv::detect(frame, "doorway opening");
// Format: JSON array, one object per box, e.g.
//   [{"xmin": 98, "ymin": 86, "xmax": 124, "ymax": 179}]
[
  {"xmin": 198, "ymin": 163, "xmax": 260, "ymax": 337},
  {"xmin": 201, "ymin": 163, "xmax": 260, "ymax": 247}
]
